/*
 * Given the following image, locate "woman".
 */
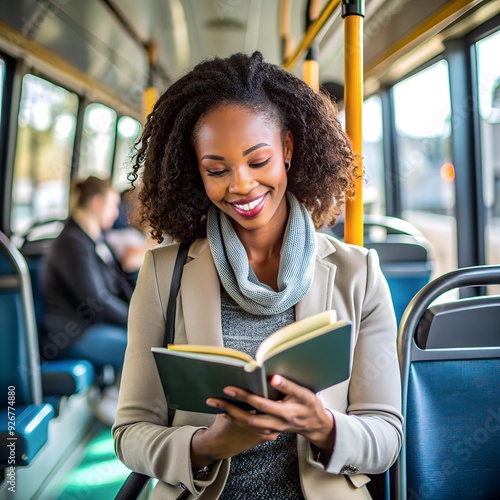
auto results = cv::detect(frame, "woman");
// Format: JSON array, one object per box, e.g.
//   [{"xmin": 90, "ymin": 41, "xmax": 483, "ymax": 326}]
[
  {"xmin": 113, "ymin": 52, "xmax": 403, "ymax": 499},
  {"xmin": 42, "ymin": 176, "xmax": 132, "ymax": 370}
]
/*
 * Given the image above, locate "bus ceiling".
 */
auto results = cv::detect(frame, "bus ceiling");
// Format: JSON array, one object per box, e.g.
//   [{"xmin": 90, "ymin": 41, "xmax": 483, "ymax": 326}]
[{"xmin": 0, "ymin": 0, "xmax": 497, "ymax": 114}]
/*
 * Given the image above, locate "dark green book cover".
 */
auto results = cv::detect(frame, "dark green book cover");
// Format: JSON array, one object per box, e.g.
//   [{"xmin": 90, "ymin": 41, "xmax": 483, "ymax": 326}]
[{"xmin": 152, "ymin": 319, "xmax": 352, "ymax": 415}]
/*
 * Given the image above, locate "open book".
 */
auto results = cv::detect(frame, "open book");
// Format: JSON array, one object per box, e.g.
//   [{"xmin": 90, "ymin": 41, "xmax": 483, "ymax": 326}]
[{"xmin": 152, "ymin": 310, "xmax": 352, "ymax": 414}]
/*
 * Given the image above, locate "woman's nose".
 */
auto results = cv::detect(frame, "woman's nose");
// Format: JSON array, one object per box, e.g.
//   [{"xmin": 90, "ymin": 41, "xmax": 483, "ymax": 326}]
[{"xmin": 228, "ymin": 167, "xmax": 258, "ymax": 194}]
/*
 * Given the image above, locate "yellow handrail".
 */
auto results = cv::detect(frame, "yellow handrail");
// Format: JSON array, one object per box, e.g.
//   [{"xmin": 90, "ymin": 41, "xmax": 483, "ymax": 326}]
[
  {"xmin": 302, "ymin": 0, "xmax": 322, "ymax": 91},
  {"xmin": 365, "ymin": 0, "xmax": 476, "ymax": 78},
  {"xmin": 282, "ymin": 0, "xmax": 364, "ymax": 246},
  {"xmin": 279, "ymin": 0, "xmax": 294, "ymax": 62},
  {"xmin": 142, "ymin": 41, "xmax": 159, "ymax": 122},
  {"xmin": 343, "ymin": 4, "xmax": 364, "ymax": 246},
  {"xmin": 283, "ymin": 0, "xmax": 341, "ymax": 71},
  {"xmin": 303, "ymin": 59, "xmax": 320, "ymax": 91},
  {"xmin": 142, "ymin": 87, "xmax": 158, "ymax": 122}
]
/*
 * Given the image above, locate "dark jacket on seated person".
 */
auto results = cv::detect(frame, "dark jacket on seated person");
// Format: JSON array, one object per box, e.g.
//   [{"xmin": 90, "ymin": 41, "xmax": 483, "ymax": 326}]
[{"xmin": 41, "ymin": 218, "xmax": 133, "ymax": 354}]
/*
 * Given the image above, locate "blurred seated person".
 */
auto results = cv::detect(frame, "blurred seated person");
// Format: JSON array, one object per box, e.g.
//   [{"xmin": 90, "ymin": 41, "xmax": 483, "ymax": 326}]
[
  {"xmin": 105, "ymin": 187, "xmax": 160, "ymax": 275},
  {"xmin": 41, "ymin": 176, "xmax": 133, "ymax": 371}
]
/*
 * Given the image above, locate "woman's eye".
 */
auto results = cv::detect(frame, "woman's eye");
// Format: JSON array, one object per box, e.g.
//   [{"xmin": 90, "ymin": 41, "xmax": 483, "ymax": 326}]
[
  {"xmin": 207, "ymin": 170, "xmax": 227, "ymax": 177},
  {"xmin": 250, "ymin": 158, "xmax": 271, "ymax": 168}
]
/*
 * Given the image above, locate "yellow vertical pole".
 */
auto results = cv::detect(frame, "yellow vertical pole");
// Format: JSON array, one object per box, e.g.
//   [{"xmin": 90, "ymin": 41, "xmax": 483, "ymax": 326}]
[
  {"xmin": 302, "ymin": 0, "xmax": 322, "ymax": 91},
  {"xmin": 283, "ymin": 0, "xmax": 341, "ymax": 72},
  {"xmin": 303, "ymin": 59, "xmax": 320, "ymax": 91},
  {"xmin": 343, "ymin": 1, "xmax": 364, "ymax": 246},
  {"xmin": 143, "ymin": 41, "xmax": 159, "ymax": 122},
  {"xmin": 143, "ymin": 87, "xmax": 158, "ymax": 120},
  {"xmin": 279, "ymin": 0, "xmax": 294, "ymax": 63}
]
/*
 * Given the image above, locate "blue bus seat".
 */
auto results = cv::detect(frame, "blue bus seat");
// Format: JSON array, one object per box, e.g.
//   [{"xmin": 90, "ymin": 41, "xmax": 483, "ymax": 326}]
[
  {"xmin": 19, "ymin": 223, "xmax": 117, "ymax": 388},
  {"xmin": 370, "ymin": 237, "xmax": 433, "ymax": 324},
  {"xmin": 0, "ymin": 230, "xmax": 54, "ymax": 467},
  {"xmin": 1, "ymin": 230, "xmax": 94, "ymax": 399},
  {"xmin": 18, "ymin": 237, "xmax": 95, "ymax": 403},
  {"xmin": 17, "ymin": 226, "xmax": 99, "ymax": 395},
  {"xmin": 395, "ymin": 265, "xmax": 500, "ymax": 500},
  {"xmin": 416, "ymin": 295, "xmax": 500, "ymax": 349},
  {"xmin": 41, "ymin": 359, "xmax": 95, "ymax": 396},
  {"xmin": 322, "ymin": 215, "xmax": 433, "ymax": 323},
  {"xmin": 0, "ymin": 404, "xmax": 54, "ymax": 466},
  {"xmin": 16, "ymin": 220, "xmax": 64, "ymax": 337},
  {"xmin": 0, "ymin": 228, "xmax": 98, "ymax": 499}
]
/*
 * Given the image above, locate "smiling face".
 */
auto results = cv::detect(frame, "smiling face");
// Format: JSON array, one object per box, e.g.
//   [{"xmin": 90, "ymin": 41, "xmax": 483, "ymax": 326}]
[{"xmin": 194, "ymin": 103, "xmax": 293, "ymax": 239}]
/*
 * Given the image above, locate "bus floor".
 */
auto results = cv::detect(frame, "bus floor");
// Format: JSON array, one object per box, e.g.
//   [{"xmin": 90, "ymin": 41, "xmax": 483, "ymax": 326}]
[{"xmin": 54, "ymin": 425, "xmax": 133, "ymax": 500}]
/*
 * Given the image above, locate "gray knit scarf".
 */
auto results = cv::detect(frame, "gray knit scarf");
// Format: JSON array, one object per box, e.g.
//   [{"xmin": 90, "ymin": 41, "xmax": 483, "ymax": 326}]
[{"xmin": 206, "ymin": 192, "xmax": 317, "ymax": 316}]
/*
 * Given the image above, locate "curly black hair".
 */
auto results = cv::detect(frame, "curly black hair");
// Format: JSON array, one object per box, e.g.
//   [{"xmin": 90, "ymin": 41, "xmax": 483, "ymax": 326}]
[{"xmin": 129, "ymin": 51, "xmax": 357, "ymax": 243}]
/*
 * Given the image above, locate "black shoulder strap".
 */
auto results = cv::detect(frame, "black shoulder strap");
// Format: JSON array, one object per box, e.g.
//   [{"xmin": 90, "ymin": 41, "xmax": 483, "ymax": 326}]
[
  {"xmin": 163, "ymin": 242, "xmax": 190, "ymax": 346},
  {"xmin": 114, "ymin": 472, "xmax": 149, "ymax": 500},
  {"xmin": 114, "ymin": 244, "xmax": 190, "ymax": 500}
]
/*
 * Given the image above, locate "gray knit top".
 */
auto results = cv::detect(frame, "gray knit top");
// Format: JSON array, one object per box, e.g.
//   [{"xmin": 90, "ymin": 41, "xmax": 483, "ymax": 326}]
[{"xmin": 218, "ymin": 287, "xmax": 305, "ymax": 500}]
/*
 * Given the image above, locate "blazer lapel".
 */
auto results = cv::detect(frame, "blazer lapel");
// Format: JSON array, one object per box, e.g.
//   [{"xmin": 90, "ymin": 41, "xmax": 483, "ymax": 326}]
[
  {"xmin": 295, "ymin": 233, "xmax": 337, "ymax": 321},
  {"xmin": 180, "ymin": 241, "xmax": 223, "ymax": 346}
]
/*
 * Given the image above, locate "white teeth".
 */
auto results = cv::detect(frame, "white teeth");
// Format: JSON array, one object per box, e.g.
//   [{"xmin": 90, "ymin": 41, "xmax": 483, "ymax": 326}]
[{"xmin": 234, "ymin": 195, "xmax": 264, "ymax": 211}]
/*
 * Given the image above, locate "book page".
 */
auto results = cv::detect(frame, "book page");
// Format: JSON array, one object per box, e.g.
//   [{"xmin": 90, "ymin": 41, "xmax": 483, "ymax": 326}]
[
  {"xmin": 255, "ymin": 310, "xmax": 337, "ymax": 365},
  {"xmin": 167, "ymin": 344, "xmax": 255, "ymax": 364},
  {"xmin": 259, "ymin": 319, "xmax": 350, "ymax": 363}
]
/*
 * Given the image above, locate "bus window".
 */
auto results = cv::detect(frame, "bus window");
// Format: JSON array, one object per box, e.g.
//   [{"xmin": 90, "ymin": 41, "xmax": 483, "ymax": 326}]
[
  {"xmin": 11, "ymin": 74, "xmax": 78, "ymax": 233},
  {"xmin": 113, "ymin": 116, "xmax": 141, "ymax": 191},
  {"xmin": 476, "ymin": 29, "xmax": 500, "ymax": 273},
  {"xmin": 393, "ymin": 60, "xmax": 456, "ymax": 278},
  {"xmin": 78, "ymin": 102, "xmax": 117, "ymax": 179},
  {"xmin": 363, "ymin": 95, "xmax": 385, "ymax": 214}
]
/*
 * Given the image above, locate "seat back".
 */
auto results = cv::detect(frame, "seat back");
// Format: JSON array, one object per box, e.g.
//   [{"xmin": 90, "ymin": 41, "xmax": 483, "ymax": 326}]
[
  {"xmin": 396, "ymin": 265, "xmax": 500, "ymax": 500},
  {"xmin": 369, "ymin": 236, "xmax": 432, "ymax": 323},
  {"xmin": 323, "ymin": 215, "xmax": 433, "ymax": 322},
  {"xmin": 20, "ymin": 240, "xmax": 54, "ymax": 336},
  {"xmin": 0, "ymin": 230, "xmax": 42, "ymax": 405},
  {"xmin": 416, "ymin": 295, "xmax": 500, "ymax": 349},
  {"xmin": 17, "ymin": 221, "xmax": 112, "ymax": 391},
  {"xmin": 17, "ymin": 219, "xmax": 64, "ymax": 335}
]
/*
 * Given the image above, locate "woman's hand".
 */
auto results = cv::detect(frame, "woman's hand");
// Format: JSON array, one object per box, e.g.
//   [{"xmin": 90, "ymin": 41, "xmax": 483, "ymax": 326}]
[
  {"xmin": 190, "ymin": 411, "xmax": 280, "ymax": 469},
  {"xmin": 206, "ymin": 375, "xmax": 336, "ymax": 457}
]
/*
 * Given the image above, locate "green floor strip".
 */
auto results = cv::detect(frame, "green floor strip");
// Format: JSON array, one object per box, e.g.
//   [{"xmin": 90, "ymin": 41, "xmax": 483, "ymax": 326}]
[{"xmin": 57, "ymin": 428, "xmax": 131, "ymax": 500}]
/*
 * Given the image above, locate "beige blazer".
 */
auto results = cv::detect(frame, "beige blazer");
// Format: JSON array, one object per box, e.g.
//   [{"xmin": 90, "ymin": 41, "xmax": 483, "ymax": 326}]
[{"xmin": 113, "ymin": 233, "xmax": 403, "ymax": 499}]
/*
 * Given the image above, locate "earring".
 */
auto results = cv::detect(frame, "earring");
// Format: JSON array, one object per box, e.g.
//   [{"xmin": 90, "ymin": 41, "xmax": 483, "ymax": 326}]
[{"xmin": 285, "ymin": 160, "xmax": 291, "ymax": 172}]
